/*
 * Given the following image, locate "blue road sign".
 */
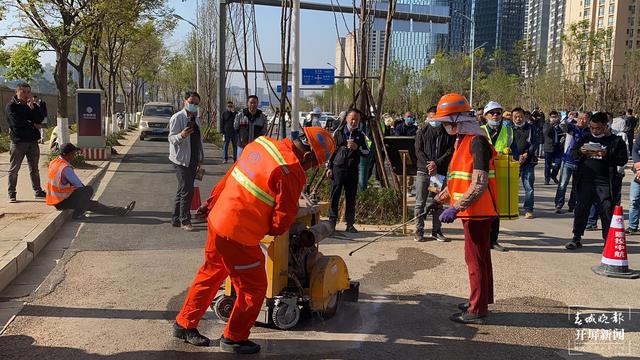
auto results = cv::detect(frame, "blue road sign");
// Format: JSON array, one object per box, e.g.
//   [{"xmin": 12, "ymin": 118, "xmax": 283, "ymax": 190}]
[
  {"xmin": 302, "ymin": 68, "xmax": 335, "ymax": 85},
  {"xmin": 276, "ymin": 85, "xmax": 292, "ymax": 93},
  {"xmin": 260, "ymin": 101, "xmax": 270, "ymax": 108}
]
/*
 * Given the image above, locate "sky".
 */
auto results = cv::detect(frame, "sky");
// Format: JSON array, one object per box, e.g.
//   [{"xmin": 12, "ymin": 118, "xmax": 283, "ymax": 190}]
[{"xmin": 0, "ymin": 0, "xmax": 356, "ymax": 95}]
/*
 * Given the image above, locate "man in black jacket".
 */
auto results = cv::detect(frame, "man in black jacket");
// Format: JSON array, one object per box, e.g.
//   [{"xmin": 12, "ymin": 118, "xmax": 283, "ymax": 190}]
[
  {"xmin": 234, "ymin": 95, "xmax": 266, "ymax": 158},
  {"xmin": 566, "ymin": 112, "xmax": 628, "ymax": 249},
  {"xmin": 414, "ymin": 106, "xmax": 456, "ymax": 242},
  {"xmin": 221, "ymin": 101, "xmax": 237, "ymax": 163},
  {"xmin": 625, "ymin": 109, "xmax": 638, "ymax": 156},
  {"xmin": 543, "ymin": 110, "xmax": 564, "ymax": 185},
  {"xmin": 6, "ymin": 83, "xmax": 46, "ymax": 203},
  {"xmin": 512, "ymin": 108, "xmax": 539, "ymax": 219},
  {"xmin": 327, "ymin": 109, "xmax": 369, "ymax": 233}
]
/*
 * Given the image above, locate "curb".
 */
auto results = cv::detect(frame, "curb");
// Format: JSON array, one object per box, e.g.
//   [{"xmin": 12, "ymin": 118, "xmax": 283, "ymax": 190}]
[{"xmin": 0, "ymin": 154, "xmax": 111, "ymax": 293}]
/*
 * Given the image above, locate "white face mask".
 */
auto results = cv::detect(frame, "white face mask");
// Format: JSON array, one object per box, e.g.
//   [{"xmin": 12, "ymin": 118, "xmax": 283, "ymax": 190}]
[{"xmin": 593, "ymin": 133, "xmax": 605, "ymax": 138}]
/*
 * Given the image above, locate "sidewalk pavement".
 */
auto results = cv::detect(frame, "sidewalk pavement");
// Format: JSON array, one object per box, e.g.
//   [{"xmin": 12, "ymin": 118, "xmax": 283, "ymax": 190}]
[{"xmin": 0, "ymin": 132, "xmax": 137, "ymax": 292}]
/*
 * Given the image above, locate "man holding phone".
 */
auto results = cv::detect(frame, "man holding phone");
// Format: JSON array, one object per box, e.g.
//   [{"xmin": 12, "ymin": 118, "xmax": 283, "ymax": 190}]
[
  {"xmin": 6, "ymin": 82, "xmax": 46, "ymax": 203},
  {"xmin": 169, "ymin": 91, "xmax": 204, "ymax": 231}
]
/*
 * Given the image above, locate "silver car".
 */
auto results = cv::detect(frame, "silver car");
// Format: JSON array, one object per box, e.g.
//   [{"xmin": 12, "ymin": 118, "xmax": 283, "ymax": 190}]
[{"xmin": 139, "ymin": 102, "xmax": 175, "ymax": 140}]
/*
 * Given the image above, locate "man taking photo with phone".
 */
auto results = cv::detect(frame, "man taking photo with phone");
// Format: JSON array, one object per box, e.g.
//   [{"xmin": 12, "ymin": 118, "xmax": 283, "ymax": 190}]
[{"xmin": 169, "ymin": 91, "xmax": 204, "ymax": 231}]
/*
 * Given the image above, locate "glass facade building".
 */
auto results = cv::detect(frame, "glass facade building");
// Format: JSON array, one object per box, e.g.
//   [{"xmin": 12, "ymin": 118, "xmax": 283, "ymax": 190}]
[{"xmin": 474, "ymin": 0, "xmax": 527, "ymax": 54}]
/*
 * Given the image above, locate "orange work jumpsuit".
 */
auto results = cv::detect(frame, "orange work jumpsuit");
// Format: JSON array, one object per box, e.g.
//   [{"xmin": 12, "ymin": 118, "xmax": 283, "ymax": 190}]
[
  {"xmin": 447, "ymin": 135, "xmax": 498, "ymax": 315},
  {"xmin": 176, "ymin": 136, "xmax": 306, "ymax": 342}
]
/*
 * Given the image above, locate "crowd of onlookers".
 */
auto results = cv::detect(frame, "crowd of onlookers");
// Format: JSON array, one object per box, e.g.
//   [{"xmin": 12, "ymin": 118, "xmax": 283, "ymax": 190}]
[{"xmin": 380, "ymin": 104, "xmax": 637, "ymax": 250}]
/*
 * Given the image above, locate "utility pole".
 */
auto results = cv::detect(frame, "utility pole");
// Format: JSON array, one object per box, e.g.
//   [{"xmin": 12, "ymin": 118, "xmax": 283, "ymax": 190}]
[
  {"xmin": 454, "ymin": 10, "xmax": 475, "ymax": 107},
  {"xmin": 217, "ymin": 0, "xmax": 227, "ymax": 132},
  {"xmin": 174, "ymin": 13, "xmax": 200, "ymax": 94},
  {"xmin": 290, "ymin": 0, "xmax": 300, "ymax": 139}
]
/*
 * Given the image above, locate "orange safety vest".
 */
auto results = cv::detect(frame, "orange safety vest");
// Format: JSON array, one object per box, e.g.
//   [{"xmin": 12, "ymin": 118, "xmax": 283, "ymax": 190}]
[
  {"xmin": 447, "ymin": 135, "xmax": 498, "ymax": 220},
  {"xmin": 46, "ymin": 156, "xmax": 76, "ymax": 205},
  {"xmin": 210, "ymin": 136, "xmax": 305, "ymax": 246}
]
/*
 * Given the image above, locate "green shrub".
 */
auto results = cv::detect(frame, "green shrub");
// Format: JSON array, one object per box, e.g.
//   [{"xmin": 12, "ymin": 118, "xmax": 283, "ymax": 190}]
[
  {"xmin": 0, "ymin": 133, "xmax": 10, "ymax": 153},
  {"xmin": 106, "ymin": 133, "xmax": 122, "ymax": 146},
  {"xmin": 203, "ymin": 126, "xmax": 224, "ymax": 148},
  {"xmin": 306, "ymin": 169, "xmax": 403, "ymax": 225},
  {"xmin": 47, "ymin": 151, "xmax": 87, "ymax": 168}
]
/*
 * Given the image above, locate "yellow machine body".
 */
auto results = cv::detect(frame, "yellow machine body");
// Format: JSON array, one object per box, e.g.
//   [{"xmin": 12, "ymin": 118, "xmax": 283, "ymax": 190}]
[
  {"xmin": 494, "ymin": 153, "xmax": 520, "ymax": 220},
  {"xmin": 308, "ymin": 255, "xmax": 350, "ymax": 312}
]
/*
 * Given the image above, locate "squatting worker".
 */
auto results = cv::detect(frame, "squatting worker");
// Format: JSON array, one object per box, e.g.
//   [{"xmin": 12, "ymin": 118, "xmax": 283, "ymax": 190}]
[
  {"xmin": 431, "ymin": 93, "xmax": 498, "ymax": 324},
  {"xmin": 46, "ymin": 143, "xmax": 135, "ymax": 219},
  {"xmin": 168, "ymin": 91, "xmax": 204, "ymax": 231},
  {"xmin": 327, "ymin": 109, "xmax": 370, "ymax": 233},
  {"xmin": 173, "ymin": 127, "xmax": 336, "ymax": 354}
]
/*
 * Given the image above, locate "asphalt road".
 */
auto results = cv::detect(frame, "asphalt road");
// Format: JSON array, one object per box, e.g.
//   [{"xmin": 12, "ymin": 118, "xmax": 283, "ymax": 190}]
[{"xmin": 0, "ymin": 138, "xmax": 639, "ymax": 359}]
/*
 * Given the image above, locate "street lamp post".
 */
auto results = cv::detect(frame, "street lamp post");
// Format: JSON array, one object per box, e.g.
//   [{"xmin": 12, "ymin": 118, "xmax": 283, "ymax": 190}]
[
  {"xmin": 454, "ymin": 10, "xmax": 475, "ymax": 107},
  {"xmin": 326, "ymin": 62, "xmax": 337, "ymax": 113},
  {"xmin": 174, "ymin": 13, "xmax": 200, "ymax": 94}
]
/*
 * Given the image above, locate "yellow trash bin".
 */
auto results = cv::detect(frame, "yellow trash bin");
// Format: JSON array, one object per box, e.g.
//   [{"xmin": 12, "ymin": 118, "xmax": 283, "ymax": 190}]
[{"xmin": 493, "ymin": 153, "xmax": 519, "ymax": 220}]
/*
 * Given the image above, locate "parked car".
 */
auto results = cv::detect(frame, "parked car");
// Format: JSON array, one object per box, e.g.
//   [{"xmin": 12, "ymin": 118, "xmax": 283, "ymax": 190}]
[{"xmin": 139, "ymin": 102, "xmax": 174, "ymax": 140}]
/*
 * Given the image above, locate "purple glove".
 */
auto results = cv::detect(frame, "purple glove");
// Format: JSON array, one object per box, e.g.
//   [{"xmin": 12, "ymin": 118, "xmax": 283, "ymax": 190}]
[{"xmin": 439, "ymin": 207, "xmax": 459, "ymax": 223}]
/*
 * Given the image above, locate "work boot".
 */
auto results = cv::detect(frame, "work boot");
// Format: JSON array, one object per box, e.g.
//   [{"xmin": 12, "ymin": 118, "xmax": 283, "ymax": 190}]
[
  {"xmin": 345, "ymin": 224, "xmax": 358, "ymax": 233},
  {"xmin": 491, "ymin": 243, "xmax": 508, "ymax": 252},
  {"xmin": 565, "ymin": 236, "xmax": 582, "ymax": 250},
  {"xmin": 120, "ymin": 201, "xmax": 136, "ymax": 216},
  {"xmin": 449, "ymin": 311, "xmax": 486, "ymax": 324},
  {"xmin": 220, "ymin": 336, "xmax": 261, "ymax": 354},
  {"xmin": 431, "ymin": 232, "xmax": 450, "ymax": 242},
  {"xmin": 172, "ymin": 323, "xmax": 210, "ymax": 346},
  {"xmin": 34, "ymin": 189, "xmax": 46, "ymax": 199}
]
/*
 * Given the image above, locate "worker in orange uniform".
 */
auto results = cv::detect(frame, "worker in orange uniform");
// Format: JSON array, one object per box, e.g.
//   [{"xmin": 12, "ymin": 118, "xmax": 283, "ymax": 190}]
[
  {"xmin": 430, "ymin": 93, "xmax": 498, "ymax": 324},
  {"xmin": 173, "ymin": 127, "xmax": 336, "ymax": 354}
]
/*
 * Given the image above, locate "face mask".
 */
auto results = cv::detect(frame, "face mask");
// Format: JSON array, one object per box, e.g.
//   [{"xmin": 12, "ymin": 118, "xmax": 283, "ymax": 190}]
[
  {"xmin": 443, "ymin": 123, "xmax": 457, "ymax": 135},
  {"xmin": 429, "ymin": 121, "xmax": 441, "ymax": 127},
  {"xmin": 487, "ymin": 120, "xmax": 500, "ymax": 127},
  {"xmin": 593, "ymin": 133, "xmax": 605, "ymax": 138},
  {"xmin": 185, "ymin": 103, "xmax": 198, "ymax": 113},
  {"xmin": 502, "ymin": 120, "xmax": 512, "ymax": 126},
  {"xmin": 513, "ymin": 122, "xmax": 525, "ymax": 129},
  {"xmin": 405, "ymin": 117, "xmax": 414, "ymax": 125}
]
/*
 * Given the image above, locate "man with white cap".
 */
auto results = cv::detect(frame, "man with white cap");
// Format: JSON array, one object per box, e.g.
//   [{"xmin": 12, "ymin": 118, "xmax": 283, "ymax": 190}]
[
  {"xmin": 480, "ymin": 101, "xmax": 517, "ymax": 252},
  {"xmin": 429, "ymin": 93, "xmax": 498, "ymax": 324}
]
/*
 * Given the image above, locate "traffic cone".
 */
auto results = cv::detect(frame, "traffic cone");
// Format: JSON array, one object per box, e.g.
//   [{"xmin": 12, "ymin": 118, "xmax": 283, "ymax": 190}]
[
  {"xmin": 190, "ymin": 179, "xmax": 202, "ymax": 217},
  {"xmin": 592, "ymin": 205, "xmax": 639, "ymax": 279}
]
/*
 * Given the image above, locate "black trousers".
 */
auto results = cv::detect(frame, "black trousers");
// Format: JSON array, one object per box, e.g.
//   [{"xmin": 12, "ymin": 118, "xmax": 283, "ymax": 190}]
[
  {"xmin": 173, "ymin": 163, "xmax": 197, "ymax": 225},
  {"xmin": 573, "ymin": 181, "xmax": 613, "ymax": 241},
  {"xmin": 55, "ymin": 186, "xmax": 123, "ymax": 217},
  {"xmin": 490, "ymin": 218, "xmax": 500, "ymax": 245},
  {"xmin": 329, "ymin": 168, "xmax": 358, "ymax": 225}
]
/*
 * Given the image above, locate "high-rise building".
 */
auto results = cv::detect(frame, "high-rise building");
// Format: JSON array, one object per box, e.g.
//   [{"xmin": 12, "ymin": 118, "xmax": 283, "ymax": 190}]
[
  {"xmin": 564, "ymin": 0, "xmax": 639, "ymax": 80},
  {"xmin": 524, "ymin": 0, "xmax": 551, "ymax": 73},
  {"xmin": 334, "ymin": 31, "xmax": 361, "ymax": 77},
  {"xmin": 474, "ymin": 0, "xmax": 527, "ymax": 54},
  {"xmin": 449, "ymin": 0, "xmax": 473, "ymax": 53},
  {"xmin": 546, "ymin": 0, "xmax": 566, "ymax": 70}
]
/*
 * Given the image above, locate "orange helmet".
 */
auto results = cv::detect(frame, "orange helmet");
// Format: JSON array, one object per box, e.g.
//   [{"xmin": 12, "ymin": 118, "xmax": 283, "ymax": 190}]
[
  {"xmin": 302, "ymin": 127, "xmax": 336, "ymax": 165},
  {"xmin": 433, "ymin": 93, "xmax": 472, "ymax": 120}
]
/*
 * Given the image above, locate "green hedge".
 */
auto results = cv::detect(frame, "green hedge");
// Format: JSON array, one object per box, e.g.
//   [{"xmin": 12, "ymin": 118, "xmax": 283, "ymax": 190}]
[
  {"xmin": 307, "ymin": 169, "xmax": 403, "ymax": 225},
  {"xmin": 0, "ymin": 133, "xmax": 10, "ymax": 153}
]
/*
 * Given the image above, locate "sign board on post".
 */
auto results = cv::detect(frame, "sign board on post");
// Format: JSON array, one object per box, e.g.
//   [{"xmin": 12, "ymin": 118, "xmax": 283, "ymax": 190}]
[
  {"xmin": 260, "ymin": 101, "xmax": 270, "ymax": 108},
  {"xmin": 302, "ymin": 68, "xmax": 335, "ymax": 85},
  {"xmin": 276, "ymin": 85, "xmax": 292, "ymax": 93},
  {"xmin": 76, "ymin": 89, "xmax": 109, "ymax": 159}
]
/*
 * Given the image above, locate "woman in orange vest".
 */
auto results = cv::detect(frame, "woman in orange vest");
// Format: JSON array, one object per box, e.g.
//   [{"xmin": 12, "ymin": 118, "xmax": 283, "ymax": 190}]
[
  {"xmin": 173, "ymin": 127, "xmax": 335, "ymax": 354},
  {"xmin": 430, "ymin": 93, "xmax": 499, "ymax": 324}
]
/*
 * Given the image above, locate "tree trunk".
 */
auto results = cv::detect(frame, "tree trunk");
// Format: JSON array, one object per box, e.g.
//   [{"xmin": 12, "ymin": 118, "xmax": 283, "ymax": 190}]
[{"xmin": 54, "ymin": 47, "xmax": 71, "ymax": 118}]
